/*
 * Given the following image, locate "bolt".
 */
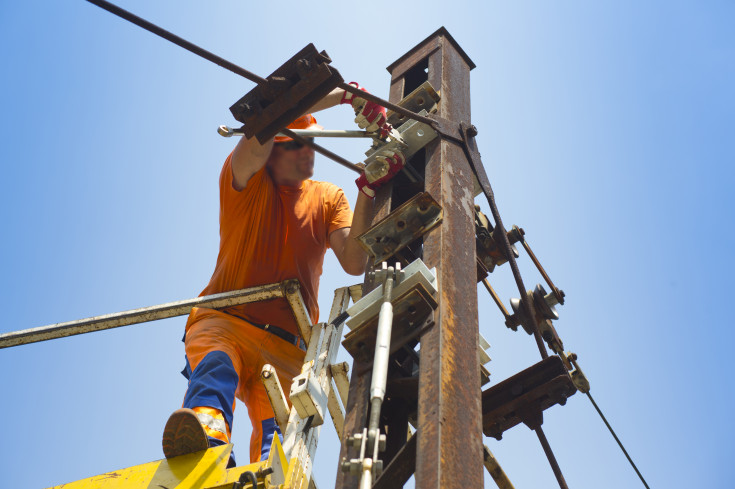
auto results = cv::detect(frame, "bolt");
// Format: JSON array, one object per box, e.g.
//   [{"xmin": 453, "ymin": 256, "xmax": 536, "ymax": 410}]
[
  {"xmin": 467, "ymin": 125, "xmax": 479, "ymax": 137},
  {"xmin": 256, "ymin": 467, "xmax": 274, "ymax": 478}
]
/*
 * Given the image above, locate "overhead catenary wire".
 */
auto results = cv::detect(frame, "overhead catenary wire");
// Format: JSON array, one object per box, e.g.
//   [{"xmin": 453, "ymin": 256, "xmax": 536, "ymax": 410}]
[
  {"xmin": 85, "ymin": 0, "xmax": 267, "ymax": 85},
  {"xmin": 587, "ymin": 392, "xmax": 651, "ymax": 489}
]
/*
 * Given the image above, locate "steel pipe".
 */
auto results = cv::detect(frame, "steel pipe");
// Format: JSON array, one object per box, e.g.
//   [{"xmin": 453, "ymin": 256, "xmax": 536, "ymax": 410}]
[{"xmin": 0, "ymin": 283, "xmax": 284, "ymax": 349}]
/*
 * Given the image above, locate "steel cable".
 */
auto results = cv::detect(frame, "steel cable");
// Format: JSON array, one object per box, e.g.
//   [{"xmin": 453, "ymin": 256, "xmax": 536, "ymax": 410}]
[
  {"xmin": 86, "ymin": 0, "xmax": 267, "ymax": 85},
  {"xmin": 587, "ymin": 392, "xmax": 651, "ymax": 489}
]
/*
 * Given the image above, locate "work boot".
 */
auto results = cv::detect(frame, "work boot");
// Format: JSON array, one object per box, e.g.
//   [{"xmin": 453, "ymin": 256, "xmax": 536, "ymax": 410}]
[{"xmin": 162, "ymin": 408, "xmax": 209, "ymax": 459}]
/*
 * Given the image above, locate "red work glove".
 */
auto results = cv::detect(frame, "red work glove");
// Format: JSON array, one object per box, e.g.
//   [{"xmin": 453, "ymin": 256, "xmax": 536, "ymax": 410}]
[
  {"xmin": 341, "ymin": 82, "xmax": 393, "ymax": 139},
  {"xmin": 355, "ymin": 149, "xmax": 405, "ymax": 198}
]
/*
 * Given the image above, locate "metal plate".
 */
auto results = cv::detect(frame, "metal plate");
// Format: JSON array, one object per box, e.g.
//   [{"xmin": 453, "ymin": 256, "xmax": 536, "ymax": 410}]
[
  {"xmin": 229, "ymin": 43, "xmax": 343, "ymax": 143},
  {"xmin": 386, "ymin": 81, "xmax": 440, "ymax": 127},
  {"xmin": 357, "ymin": 192, "xmax": 442, "ymax": 265},
  {"xmin": 481, "ymin": 356, "xmax": 577, "ymax": 439}
]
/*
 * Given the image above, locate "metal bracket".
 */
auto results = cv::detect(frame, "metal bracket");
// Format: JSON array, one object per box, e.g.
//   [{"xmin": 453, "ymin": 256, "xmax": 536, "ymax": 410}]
[
  {"xmin": 229, "ymin": 43, "xmax": 343, "ymax": 143},
  {"xmin": 357, "ymin": 192, "xmax": 442, "ymax": 265},
  {"xmin": 482, "ymin": 355, "xmax": 577, "ymax": 440}
]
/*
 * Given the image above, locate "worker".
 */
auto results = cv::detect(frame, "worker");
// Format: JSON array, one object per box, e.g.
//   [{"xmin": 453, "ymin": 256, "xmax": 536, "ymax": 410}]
[{"xmin": 161, "ymin": 83, "xmax": 405, "ymax": 467}]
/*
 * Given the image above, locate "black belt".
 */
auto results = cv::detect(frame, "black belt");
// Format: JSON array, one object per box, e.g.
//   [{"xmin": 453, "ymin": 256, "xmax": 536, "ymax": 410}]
[{"xmin": 228, "ymin": 312, "xmax": 306, "ymax": 351}]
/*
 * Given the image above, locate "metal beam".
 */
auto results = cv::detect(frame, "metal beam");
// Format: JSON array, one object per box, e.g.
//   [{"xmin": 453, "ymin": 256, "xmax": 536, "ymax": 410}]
[{"xmin": 388, "ymin": 30, "xmax": 484, "ymax": 489}]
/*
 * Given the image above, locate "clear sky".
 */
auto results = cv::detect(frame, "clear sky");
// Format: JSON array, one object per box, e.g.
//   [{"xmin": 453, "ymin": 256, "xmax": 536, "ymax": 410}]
[{"xmin": 1, "ymin": 1, "xmax": 733, "ymax": 488}]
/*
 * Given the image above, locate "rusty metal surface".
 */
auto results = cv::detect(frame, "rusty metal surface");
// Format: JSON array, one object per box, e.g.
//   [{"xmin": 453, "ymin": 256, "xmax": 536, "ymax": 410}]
[
  {"xmin": 231, "ymin": 43, "xmax": 343, "ymax": 143},
  {"xmin": 386, "ymin": 27, "xmax": 476, "ymax": 75},
  {"xmin": 427, "ymin": 113, "xmax": 464, "ymax": 142},
  {"xmin": 357, "ymin": 192, "xmax": 442, "ymax": 264},
  {"xmin": 0, "ymin": 282, "xmax": 284, "ymax": 349},
  {"xmin": 535, "ymin": 426, "xmax": 570, "ymax": 489},
  {"xmin": 482, "ymin": 356, "xmax": 577, "ymax": 439},
  {"xmin": 482, "ymin": 278, "xmax": 511, "ymax": 319},
  {"xmin": 386, "ymin": 35, "xmax": 441, "ymax": 81},
  {"xmin": 372, "ymin": 434, "xmax": 417, "ymax": 489},
  {"xmin": 519, "ymin": 234, "xmax": 566, "ymax": 305},
  {"xmin": 402, "ymin": 31, "xmax": 483, "ymax": 489}
]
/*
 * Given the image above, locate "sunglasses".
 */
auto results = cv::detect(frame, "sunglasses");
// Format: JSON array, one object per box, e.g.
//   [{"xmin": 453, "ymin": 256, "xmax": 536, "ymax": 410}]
[{"xmin": 276, "ymin": 137, "xmax": 314, "ymax": 151}]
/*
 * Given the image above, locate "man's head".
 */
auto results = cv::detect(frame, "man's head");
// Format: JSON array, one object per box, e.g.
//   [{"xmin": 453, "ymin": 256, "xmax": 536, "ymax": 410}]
[
  {"xmin": 267, "ymin": 114, "xmax": 321, "ymax": 186},
  {"xmin": 268, "ymin": 137, "xmax": 315, "ymax": 185}
]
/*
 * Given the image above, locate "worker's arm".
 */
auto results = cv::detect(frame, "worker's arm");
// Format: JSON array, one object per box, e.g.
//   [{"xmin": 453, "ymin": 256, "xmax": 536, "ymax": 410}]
[
  {"xmin": 230, "ymin": 133, "xmax": 274, "ymax": 191},
  {"xmin": 230, "ymin": 87, "xmax": 346, "ymax": 191},
  {"xmin": 329, "ymin": 191, "xmax": 373, "ymax": 276}
]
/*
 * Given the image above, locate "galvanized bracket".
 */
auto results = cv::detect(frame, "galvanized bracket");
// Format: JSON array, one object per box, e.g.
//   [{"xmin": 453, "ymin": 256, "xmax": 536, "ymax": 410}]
[
  {"xmin": 386, "ymin": 81, "xmax": 440, "ymax": 127},
  {"xmin": 357, "ymin": 192, "xmax": 442, "ymax": 265},
  {"xmin": 343, "ymin": 258, "xmax": 437, "ymax": 361},
  {"xmin": 230, "ymin": 43, "xmax": 343, "ymax": 143}
]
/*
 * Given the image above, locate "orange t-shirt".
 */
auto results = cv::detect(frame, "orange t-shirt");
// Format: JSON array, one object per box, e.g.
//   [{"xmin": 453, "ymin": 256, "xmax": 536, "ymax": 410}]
[{"xmin": 189, "ymin": 154, "xmax": 353, "ymax": 336}]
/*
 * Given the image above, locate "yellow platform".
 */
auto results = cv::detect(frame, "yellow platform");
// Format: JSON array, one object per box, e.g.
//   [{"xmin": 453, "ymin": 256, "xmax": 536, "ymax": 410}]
[{"xmin": 48, "ymin": 437, "xmax": 290, "ymax": 489}]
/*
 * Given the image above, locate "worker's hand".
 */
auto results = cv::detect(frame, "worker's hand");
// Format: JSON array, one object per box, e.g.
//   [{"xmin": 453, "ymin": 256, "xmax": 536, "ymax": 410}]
[
  {"xmin": 341, "ymin": 82, "xmax": 392, "ymax": 138},
  {"xmin": 355, "ymin": 149, "xmax": 405, "ymax": 198}
]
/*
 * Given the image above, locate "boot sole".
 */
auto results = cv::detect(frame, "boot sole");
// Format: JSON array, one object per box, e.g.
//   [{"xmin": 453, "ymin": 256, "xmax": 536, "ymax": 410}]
[{"xmin": 162, "ymin": 408, "xmax": 209, "ymax": 459}]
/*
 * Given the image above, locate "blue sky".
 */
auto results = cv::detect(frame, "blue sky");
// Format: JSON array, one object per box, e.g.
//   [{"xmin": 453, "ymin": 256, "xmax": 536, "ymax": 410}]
[{"xmin": 1, "ymin": 1, "xmax": 733, "ymax": 488}]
